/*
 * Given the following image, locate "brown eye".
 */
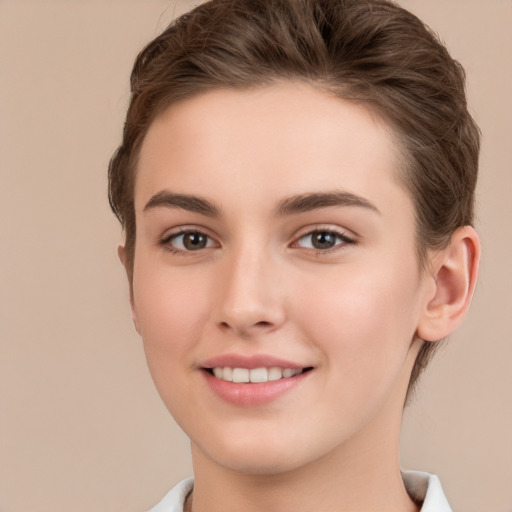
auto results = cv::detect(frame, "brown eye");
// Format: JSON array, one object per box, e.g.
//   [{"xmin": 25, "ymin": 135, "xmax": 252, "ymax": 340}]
[
  {"xmin": 168, "ymin": 231, "xmax": 215, "ymax": 251},
  {"xmin": 183, "ymin": 232, "xmax": 208, "ymax": 250},
  {"xmin": 311, "ymin": 232, "xmax": 337, "ymax": 249},
  {"xmin": 296, "ymin": 230, "xmax": 353, "ymax": 250}
]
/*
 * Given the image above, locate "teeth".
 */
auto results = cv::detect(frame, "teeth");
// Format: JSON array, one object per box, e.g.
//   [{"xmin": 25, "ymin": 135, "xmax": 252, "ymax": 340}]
[
  {"xmin": 282, "ymin": 368, "xmax": 294, "ymax": 378},
  {"xmin": 211, "ymin": 366, "xmax": 303, "ymax": 383},
  {"xmin": 268, "ymin": 367, "xmax": 283, "ymax": 381},
  {"xmin": 232, "ymin": 368, "xmax": 249, "ymax": 383},
  {"xmin": 249, "ymin": 367, "xmax": 268, "ymax": 383}
]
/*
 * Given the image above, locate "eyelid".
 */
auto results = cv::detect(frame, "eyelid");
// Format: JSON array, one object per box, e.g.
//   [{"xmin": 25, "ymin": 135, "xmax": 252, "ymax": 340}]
[
  {"xmin": 159, "ymin": 225, "xmax": 220, "ymax": 253},
  {"xmin": 290, "ymin": 225, "xmax": 357, "ymax": 251}
]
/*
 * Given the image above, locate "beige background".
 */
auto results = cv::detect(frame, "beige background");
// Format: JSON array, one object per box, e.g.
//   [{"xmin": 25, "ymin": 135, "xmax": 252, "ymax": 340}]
[{"xmin": 0, "ymin": 1, "xmax": 511, "ymax": 511}]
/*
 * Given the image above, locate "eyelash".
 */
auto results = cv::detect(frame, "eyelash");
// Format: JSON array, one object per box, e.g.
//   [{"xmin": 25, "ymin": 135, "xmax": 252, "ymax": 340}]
[
  {"xmin": 159, "ymin": 229, "xmax": 218, "ymax": 255},
  {"xmin": 292, "ymin": 228, "xmax": 355, "ymax": 253},
  {"xmin": 159, "ymin": 227, "xmax": 355, "ymax": 256}
]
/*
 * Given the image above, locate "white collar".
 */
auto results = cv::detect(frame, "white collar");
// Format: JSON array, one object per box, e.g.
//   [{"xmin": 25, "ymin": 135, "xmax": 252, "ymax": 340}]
[
  {"xmin": 149, "ymin": 472, "xmax": 452, "ymax": 511},
  {"xmin": 402, "ymin": 470, "xmax": 452, "ymax": 511}
]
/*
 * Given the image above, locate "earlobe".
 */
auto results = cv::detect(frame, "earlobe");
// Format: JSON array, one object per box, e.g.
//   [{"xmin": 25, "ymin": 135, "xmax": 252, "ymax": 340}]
[
  {"xmin": 117, "ymin": 244, "xmax": 141, "ymax": 335},
  {"xmin": 417, "ymin": 226, "xmax": 480, "ymax": 342},
  {"xmin": 117, "ymin": 243, "xmax": 127, "ymax": 268}
]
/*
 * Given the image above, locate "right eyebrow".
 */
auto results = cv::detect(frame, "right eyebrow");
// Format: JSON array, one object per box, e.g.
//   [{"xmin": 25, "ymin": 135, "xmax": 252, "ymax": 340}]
[{"xmin": 143, "ymin": 190, "xmax": 221, "ymax": 217}]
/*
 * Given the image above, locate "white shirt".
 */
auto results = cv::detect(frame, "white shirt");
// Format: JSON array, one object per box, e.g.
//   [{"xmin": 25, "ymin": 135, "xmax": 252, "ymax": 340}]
[{"xmin": 148, "ymin": 471, "xmax": 452, "ymax": 511}]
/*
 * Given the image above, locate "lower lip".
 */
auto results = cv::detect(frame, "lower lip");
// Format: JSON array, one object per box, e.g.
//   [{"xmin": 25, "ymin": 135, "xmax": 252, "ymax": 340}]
[{"xmin": 202, "ymin": 370, "xmax": 311, "ymax": 407}]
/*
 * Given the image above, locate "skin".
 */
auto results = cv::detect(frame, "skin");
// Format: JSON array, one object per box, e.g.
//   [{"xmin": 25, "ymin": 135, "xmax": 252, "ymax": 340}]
[{"xmin": 120, "ymin": 82, "xmax": 479, "ymax": 512}]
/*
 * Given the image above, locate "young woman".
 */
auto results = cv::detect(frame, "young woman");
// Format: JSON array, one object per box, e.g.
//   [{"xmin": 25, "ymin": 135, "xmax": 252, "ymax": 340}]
[{"xmin": 108, "ymin": 1, "xmax": 480, "ymax": 510}]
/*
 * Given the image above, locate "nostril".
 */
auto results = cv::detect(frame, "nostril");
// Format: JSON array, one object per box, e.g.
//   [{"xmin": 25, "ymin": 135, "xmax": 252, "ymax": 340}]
[
  {"xmin": 255, "ymin": 321, "xmax": 272, "ymax": 328},
  {"xmin": 218, "ymin": 320, "xmax": 274, "ymax": 331}
]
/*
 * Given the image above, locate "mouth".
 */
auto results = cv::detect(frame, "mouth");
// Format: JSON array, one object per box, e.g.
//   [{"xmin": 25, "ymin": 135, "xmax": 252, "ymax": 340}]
[
  {"xmin": 205, "ymin": 366, "xmax": 314, "ymax": 383},
  {"xmin": 200, "ymin": 356, "xmax": 314, "ymax": 406}
]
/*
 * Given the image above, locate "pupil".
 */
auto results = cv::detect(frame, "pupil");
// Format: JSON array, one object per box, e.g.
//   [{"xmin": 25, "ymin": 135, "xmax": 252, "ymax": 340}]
[
  {"xmin": 313, "ymin": 232, "xmax": 335, "ymax": 249},
  {"xmin": 184, "ymin": 232, "xmax": 206, "ymax": 250}
]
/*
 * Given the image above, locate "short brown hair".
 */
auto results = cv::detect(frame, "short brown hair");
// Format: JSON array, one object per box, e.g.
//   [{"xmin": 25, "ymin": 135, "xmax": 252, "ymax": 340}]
[{"xmin": 108, "ymin": 0, "xmax": 480, "ymax": 400}]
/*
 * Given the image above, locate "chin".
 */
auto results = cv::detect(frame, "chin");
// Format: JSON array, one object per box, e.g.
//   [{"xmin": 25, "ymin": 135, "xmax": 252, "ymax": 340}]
[
  {"xmin": 217, "ymin": 451, "xmax": 305, "ymax": 476},
  {"xmin": 192, "ymin": 431, "xmax": 314, "ymax": 476}
]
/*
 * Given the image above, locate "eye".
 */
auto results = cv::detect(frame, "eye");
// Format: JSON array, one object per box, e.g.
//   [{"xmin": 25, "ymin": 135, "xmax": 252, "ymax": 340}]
[
  {"xmin": 163, "ymin": 230, "xmax": 217, "ymax": 252},
  {"xmin": 295, "ymin": 229, "xmax": 354, "ymax": 251}
]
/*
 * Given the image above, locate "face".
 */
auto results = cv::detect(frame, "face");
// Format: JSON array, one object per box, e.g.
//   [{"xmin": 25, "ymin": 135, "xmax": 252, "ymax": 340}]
[{"xmin": 129, "ymin": 82, "xmax": 430, "ymax": 475}]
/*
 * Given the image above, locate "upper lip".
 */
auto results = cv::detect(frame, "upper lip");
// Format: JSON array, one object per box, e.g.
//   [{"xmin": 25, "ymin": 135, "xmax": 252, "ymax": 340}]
[{"xmin": 200, "ymin": 354, "xmax": 308, "ymax": 370}]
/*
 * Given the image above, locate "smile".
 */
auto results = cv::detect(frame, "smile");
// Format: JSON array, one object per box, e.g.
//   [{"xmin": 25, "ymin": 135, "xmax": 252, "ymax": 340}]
[
  {"xmin": 209, "ymin": 367, "xmax": 305, "ymax": 383},
  {"xmin": 203, "ymin": 365, "xmax": 313, "ymax": 406}
]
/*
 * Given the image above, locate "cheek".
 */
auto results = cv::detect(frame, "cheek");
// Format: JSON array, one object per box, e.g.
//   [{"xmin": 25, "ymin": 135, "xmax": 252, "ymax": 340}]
[
  {"xmin": 132, "ymin": 262, "xmax": 210, "ymax": 375},
  {"xmin": 295, "ymin": 261, "xmax": 420, "ymax": 376}
]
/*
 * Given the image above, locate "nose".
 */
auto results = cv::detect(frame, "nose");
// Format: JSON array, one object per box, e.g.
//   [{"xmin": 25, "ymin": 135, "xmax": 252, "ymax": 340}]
[{"xmin": 213, "ymin": 245, "xmax": 286, "ymax": 337}]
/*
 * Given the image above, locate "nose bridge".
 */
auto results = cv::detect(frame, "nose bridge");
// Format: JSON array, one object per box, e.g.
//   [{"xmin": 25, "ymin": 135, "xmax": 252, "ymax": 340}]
[{"xmin": 215, "ymin": 238, "xmax": 285, "ymax": 334}]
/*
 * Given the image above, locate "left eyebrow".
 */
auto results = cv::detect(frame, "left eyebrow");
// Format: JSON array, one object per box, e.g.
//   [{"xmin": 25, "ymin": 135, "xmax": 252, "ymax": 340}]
[{"xmin": 275, "ymin": 191, "xmax": 380, "ymax": 216}]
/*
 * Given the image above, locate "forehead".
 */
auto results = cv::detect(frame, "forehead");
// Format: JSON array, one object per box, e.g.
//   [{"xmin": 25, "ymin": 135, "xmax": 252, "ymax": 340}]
[{"xmin": 135, "ymin": 82, "xmax": 410, "ymax": 218}]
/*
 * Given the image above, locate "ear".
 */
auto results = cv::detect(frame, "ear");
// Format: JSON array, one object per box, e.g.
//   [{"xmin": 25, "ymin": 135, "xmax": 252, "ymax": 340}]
[
  {"xmin": 117, "ymin": 244, "xmax": 141, "ymax": 335},
  {"xmin": 417, "ymin": 226, "xmax": 480, "ymax": 342}
]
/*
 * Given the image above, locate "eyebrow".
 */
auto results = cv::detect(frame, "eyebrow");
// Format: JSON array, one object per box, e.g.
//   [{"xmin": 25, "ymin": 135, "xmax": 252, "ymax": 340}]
[
  {"xmin": 143, "ymin": 191, "xmax": 220, "ymax": 217},
  {"xmin": 143, "ymin": 190, "xmax": 379, "ymax": 217},
  {"xmin": 275, "ymin": 191, "xmax": 380, "ymax": 216}
]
